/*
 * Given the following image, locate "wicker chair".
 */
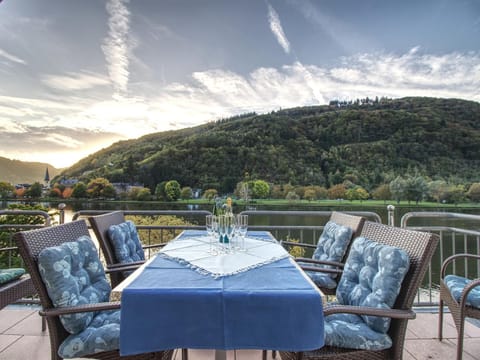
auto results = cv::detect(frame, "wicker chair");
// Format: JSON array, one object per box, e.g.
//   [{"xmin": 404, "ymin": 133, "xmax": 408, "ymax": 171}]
[
  {"xmin": 14, "ymin": 219, "xmax": 174, "ymax": 360},
  {"xmin": 438, "ymin": 254, "xmax": 480, "ymax": 360},
  {"xmin": 89, "ymin": 211, "xmax": 165, "ymax": 288},
  {"xmin": 0, "ymin": 273, "xmax": 37, "ymax": 309},
  {"xmin": 89, "ymin": 212, "xmax": 187, "ymax": 359},
  {"xmin": 282, "ymin": 211, "xmax": 365, "ymax": 295},
  {"xmin": 279, "ymin": 221, "xmax": 439, "ymax": 360}
]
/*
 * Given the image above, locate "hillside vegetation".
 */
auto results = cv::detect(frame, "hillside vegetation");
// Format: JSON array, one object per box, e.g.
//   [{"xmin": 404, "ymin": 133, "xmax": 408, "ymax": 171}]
[
  {"xmin": 0, "ymin": 157, "xmax": 60, "ymax": 184},
  {"xmin": 58, "ymin": 97, "xmax": 480, "ymax": 193}
]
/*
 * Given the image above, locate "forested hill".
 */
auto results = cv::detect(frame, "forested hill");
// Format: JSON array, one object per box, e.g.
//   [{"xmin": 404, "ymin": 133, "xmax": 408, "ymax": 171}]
[
  {"xmin": 0, "ymin": 157, "xmax": 60, "ymax": 184},
  {"xmin": 58, "ymin": 97, "xmax": 480, "ymax": 193}
]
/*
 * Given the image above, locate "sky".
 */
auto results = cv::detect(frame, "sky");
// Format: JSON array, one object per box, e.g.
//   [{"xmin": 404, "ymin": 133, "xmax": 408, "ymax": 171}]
[{"xmin": 0, "ymin": 0, "xmax": 479, "ymax": 169}]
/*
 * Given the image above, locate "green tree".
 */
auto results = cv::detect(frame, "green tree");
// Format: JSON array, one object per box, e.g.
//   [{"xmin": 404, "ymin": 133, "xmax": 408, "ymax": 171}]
[
  {"xmin": 467, "ymin": 183, "xmax": 480, "ymax": 202},
  {"xmin": 404, "ymin": 175, "xmax": 428, "ymax": 204},
  {"xmin": 0, "ymin": 182, "xmax": 14, "ymax": 199},
  {"xmin": 345, "ymin": 188, "xmax": 357, "ymax": 201},
  {"xmin": 372, "ymin": 184, "xmax": 391, "ymax": 203},
  {"xmin": 87, "ymin": 177, "xmax": 115, "ymax": 199},
  {"xmin": 303, "ymin": 187, "xmax": 316, "ymax": 201},
  {"xmin": 313, "ymin": 186, "xmax": 328, "ymax": 200},
  {"xmin": 251, "ymin": 180, "xmax": 270, "ymax": 199},
  {"xmin": 181, "ymin": 187, "xmax": 193, "ymax": 200},
  {"xmin": 165, "ymin": 180, "xmax": 181, "ymax": 201},
  {"xmin": 428, "ymin": 180, "xmax": 448, "ymax": 203},
  {"xmin": 72, "ymin": 182, "xmax": 88, "ymax": 198},
  {"xmin": 155, "ymin": 181, "xmax": 167, "ymax": 201},
  {"xmin": 203, "ymin": 188, "xmax": 218, "ymax": 201},
  {"xmin": 127, "ymin": 186, "xmax": 144, "ymax": 200},
  {"xmin": 355, "ymin": 187, "xmax": 369, "ymax": 202},
  {"xmin": 445, "ymin": 184, "xmax": 465, "ymax": 205},
  {"xmin": 26, "ymin": 182, "xmax": 43, "ymax": 198},
  {"xmin": 285, "ymin": 191, "xmax": 300, "ymax": 202},
  {"xmin": 136, "ymin": 188, "xmax": 151, "ymax": 201},
  {"xmin": 390, "ymin": 176, "xmax": 406, "ymax": 203}
]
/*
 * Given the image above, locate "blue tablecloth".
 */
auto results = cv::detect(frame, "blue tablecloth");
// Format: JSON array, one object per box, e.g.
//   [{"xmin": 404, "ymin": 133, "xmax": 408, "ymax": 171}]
[{"xmin": 119, "ymin": 230, "xmax": 324, "ymax": 355}]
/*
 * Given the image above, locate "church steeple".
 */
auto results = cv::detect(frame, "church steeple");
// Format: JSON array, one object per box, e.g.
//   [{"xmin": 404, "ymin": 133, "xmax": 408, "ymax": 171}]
[{"xmin": 44, "ymin": 166, "xmax": 50, "ymax": 187}]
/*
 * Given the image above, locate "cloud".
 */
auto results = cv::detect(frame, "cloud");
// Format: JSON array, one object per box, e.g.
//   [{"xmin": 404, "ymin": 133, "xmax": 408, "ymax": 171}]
[
  {"xmin": 267, "ymin": 3, "xmax": 291, "ymax": 54},
  {"xmin": 102, "ymin": 0, "xmax": 131, "ymax": 96},
  {"xmin": 0, "ymin": 125, "xmax": 126, "ymax": 168},
  {"xmin": 42, "ymin": 71, "xmax": 110, "ymax": 91},
  {"xmin": 1, "ymin": 48, "xmax": 479, "ymax": 167},
  {"xmin": 0, "ymin": 48, "xmax": 26, "ymax": 64}
]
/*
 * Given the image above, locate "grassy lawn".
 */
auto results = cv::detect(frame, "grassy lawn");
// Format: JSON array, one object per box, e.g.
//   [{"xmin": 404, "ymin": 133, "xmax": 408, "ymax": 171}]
[{"xmin": 176, "ymin": 198, "xmax": 480, "ymax": 209}]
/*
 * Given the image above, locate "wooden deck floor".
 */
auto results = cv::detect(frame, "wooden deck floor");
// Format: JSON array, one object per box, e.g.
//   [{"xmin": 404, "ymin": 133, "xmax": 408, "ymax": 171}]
[{"xmin": 0, "ymin": 306, "xmax": 479, "ymax": 359}]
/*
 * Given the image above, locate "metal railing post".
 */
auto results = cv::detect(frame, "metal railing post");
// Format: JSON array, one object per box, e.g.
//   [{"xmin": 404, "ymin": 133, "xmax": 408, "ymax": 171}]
[
  {"xmin": 387, "ymin": 205, "xmax": 395, "ymax": 226},
  {"xmin": 58, "ymin": 203, "xmax": 66, "ymax": 224}
]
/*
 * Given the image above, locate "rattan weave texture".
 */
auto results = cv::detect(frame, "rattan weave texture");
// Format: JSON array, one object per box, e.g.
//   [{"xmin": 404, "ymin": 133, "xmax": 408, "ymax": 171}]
[
  {"xmin": 14, "ymin": 220, "xmax": 174, "ymax": 360},
  {"xmin": 286, "ymin": 211, "xmax": 366, "ymax": 296},
  {"xmin": 439, "ymin": 253, "xmax": 480, "ymax": 360},
  {"xmin": 279, "ymin": 221, "xmax": 439, "ymax": 360}
]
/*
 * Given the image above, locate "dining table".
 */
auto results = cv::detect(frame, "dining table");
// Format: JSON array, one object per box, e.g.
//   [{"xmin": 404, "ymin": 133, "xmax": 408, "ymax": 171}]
[{"xmin": 113, "ymin": 230, "xmax": 325, "ymax": 358}]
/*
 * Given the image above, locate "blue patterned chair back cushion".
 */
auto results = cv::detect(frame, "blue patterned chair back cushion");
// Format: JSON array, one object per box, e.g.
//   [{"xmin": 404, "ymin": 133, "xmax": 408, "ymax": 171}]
[
  {"xmin": 0, "ymin": 268, "xmax": 25, "ymax": 285},
  {"xmin": 444, "ymin": 275, "xmax": 480, "ymax": 309},
  {"xmin": 312, "ymin": 220, "xmax": 353, "ymax": 265},
  {"xmin": 301, "ymin": 221, "xmax": 353, "ymax": 289},
  {"xmin": 107, "ymin": 220, "xmax": 145, "ymax": 264},
  {"xmin": 336, "ymin": 236, "xmax": 410, "ymax": 333},
  {"xmin": 38, "ymin": 235, "xmax": 112, "ymax": 335}
]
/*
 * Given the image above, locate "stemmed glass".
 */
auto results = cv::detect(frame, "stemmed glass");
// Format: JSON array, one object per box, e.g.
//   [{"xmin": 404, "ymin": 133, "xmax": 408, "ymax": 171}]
[
  {"xmin": 225, "ymin": 215, "xmax": 236, "ymax": 252},
  {"xmin": 206, "ymin": 215, "xmax": 218, "ymax": 255},
  {"xmin": 216, "ymin": 215, "xmax": 227, "ymax": 253},
  {"xmin": 236, "ymin": 214, "xmax": 248, "ymax": 251}
]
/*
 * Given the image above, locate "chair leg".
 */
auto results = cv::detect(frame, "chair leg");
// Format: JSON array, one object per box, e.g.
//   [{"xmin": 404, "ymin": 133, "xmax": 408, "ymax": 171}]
[
  {"xmin": 438, "ymin": 298, "xmax": 444, "ymax": 341},
  {"xmin": 262, "ymin": 350, "xmax": 267, "ymax": 360},
  {"xmin": 457, "ymin": 318, "xmax": 465, "ymax": 360},
  {"xmin": 182, "ymin": 348, "xmax": 188, "ymax": 360},
  {"xmin": 272, "ymin": 350, "xmax": 276, "ymax": 358}
]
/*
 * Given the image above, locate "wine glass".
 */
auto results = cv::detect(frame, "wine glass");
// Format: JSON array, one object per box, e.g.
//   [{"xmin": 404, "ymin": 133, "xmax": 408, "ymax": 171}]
[
  {"xmin": 224, "ymin": 215, "xmax": 236, "ymax": 253},
  {"xmin": 217, "ymin": 215, "xmax": 228, "ymax": 253},
  {"xmin": 236, "ymin": 214, "xmax": 248, "ymax": 251},
  {"xmin": 206, "ymin": 215, "xmax": 218, "ymax": 255}
]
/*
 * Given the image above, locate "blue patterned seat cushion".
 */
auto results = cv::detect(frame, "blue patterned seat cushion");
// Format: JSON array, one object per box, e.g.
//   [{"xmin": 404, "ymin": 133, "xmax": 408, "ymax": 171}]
[
  {"xmin": 0, "ymin": 268, "xmax": 25, "ymax": 285},
  {"xmin": 38, "ymin": 235, "xmax": 120, "ymax": 358},
  {"xmin": 325, "ymin": 236, "xmax": 410, "ymax": 350},
  {"xmin": 444, "ymin": 275, "xmax": 480, "ymax": 309},
  {"xmin": 58, "ymin": 310, "xmax": 120, "ymax": 358},
  {"xmin": 324, "ymin": 313, "xmax": 392, "ymax": 350},
  {"xmin": 108, "ymin": 221, "xmax": 145, "ymax": 264},
  {"xmin": 298, "ymin": 221, "xmax": 353, "ymax": 289}
]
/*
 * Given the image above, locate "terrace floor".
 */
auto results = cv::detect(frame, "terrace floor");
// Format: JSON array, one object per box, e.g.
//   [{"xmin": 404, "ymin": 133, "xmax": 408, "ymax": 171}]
[{"xmin": 0, "ymin": 305, "xmax": 479, "ymax": 360}]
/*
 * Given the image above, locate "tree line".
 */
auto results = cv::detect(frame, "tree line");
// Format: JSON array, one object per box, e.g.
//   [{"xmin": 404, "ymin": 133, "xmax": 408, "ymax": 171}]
[
  {"xmin": 2, "ymin": 174, "xmax": 479, "ymax": 205},
  {"xmin": 53, "ymin": 97, "xmax": 480, "ymax": 198}
]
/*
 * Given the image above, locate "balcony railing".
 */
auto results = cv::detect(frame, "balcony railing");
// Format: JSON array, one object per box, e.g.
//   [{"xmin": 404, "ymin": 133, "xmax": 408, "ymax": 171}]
[{"xmin": 1, "ymin": 206, "xmax": 479, "ymax": 307}]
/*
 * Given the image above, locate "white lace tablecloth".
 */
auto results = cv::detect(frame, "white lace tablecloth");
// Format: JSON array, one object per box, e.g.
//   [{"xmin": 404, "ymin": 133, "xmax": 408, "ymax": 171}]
[{"xmin": 158, "ymin": 232, "xmax": 290, "ymax": 278}]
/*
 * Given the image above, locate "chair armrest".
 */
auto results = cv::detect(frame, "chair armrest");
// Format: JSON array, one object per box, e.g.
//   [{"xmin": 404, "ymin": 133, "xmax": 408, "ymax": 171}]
[
  {"xmin": 324, "ymin": 304, "xmax": 416, "ymax": 320},
  {"xmin": 39, "ymin": 301, "xmax": 121, "ymax": 317},
  {"xmin": 441, "ymin": 254, "xmax": 480, "ymax": 278},
  {"xmin": 106, "ymin": 261, "xmax": 145, "ymax": 271},
  {"xmin": 460, "ymin": 278, "xmax": 480, "ymax": 308},
  {"xmin": 300, "ymin": 265, "xmax": 343, "ymax": 275},
  {"xmin": 281, "ymin": 241, "xmax": 317, "ymax": 249},
  {"xmin": 143, "ymin": 243, "xmax": 166, "ymax": 250},
  {"xmin": 295, "ymin": 257, "xmax": 344, "ymax": 268}
]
